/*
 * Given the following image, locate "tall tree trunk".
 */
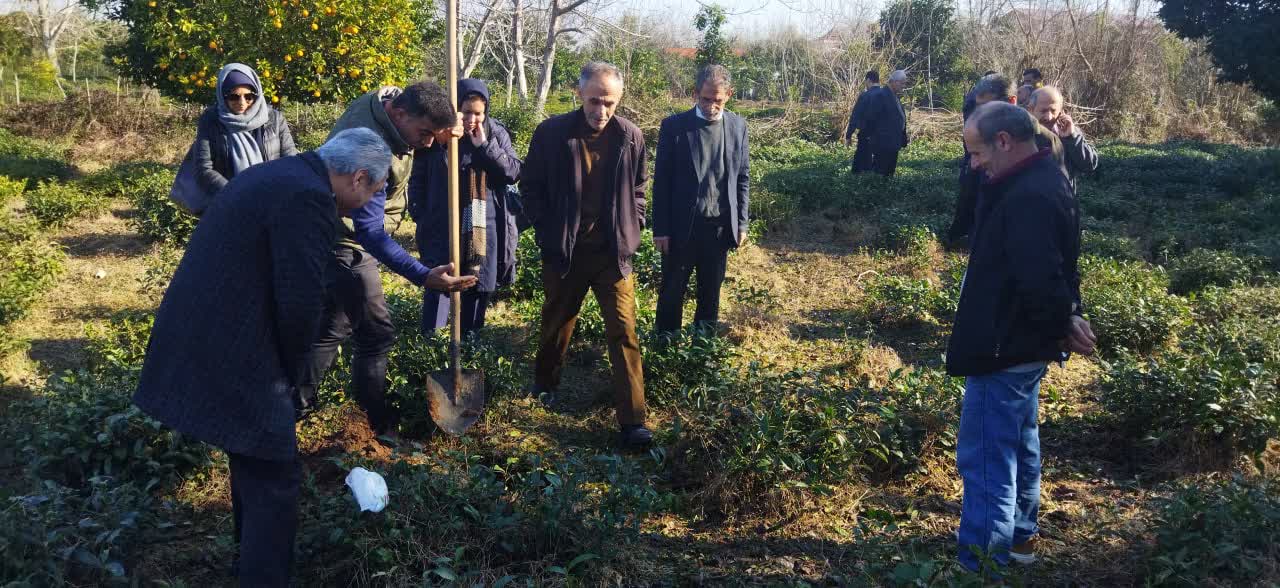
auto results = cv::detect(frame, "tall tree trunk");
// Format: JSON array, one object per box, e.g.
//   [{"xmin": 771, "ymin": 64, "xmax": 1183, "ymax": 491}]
[
  {"xmin": 533, "ymin": 8, "xmax": 559, "ymax": 118},
  {"xmin": 513, "ymin": 0, "xmax": 529, "ymax": 101},
  {"xmin": 71, "ymin": 38, "xmax": 78, "ymax": 83},
  {"xmin": 505, "ymin": 64, "xmax": 514, "ymax": 107}
]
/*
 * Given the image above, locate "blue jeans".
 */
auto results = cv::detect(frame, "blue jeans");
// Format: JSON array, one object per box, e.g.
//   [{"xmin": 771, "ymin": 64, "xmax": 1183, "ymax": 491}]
[{"xmin": 956, "ymin": 366, "xmax": 1047, "ymax": 571}]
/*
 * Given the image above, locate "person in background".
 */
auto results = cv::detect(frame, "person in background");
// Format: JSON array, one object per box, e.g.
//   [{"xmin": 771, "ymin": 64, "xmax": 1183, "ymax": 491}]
[
  {"xmin": 1029, "ymin": 86, "xmax": 1099, "ymax": 192},
  {"xmin": 1021, "ymin": 68, "xmax": 1044, "ymax": 88},
  {"xmin": 134, "ymin": 128, "xmax": 391, "ymax": 586},
  {"xmin": 522, "ymin": 61, "xmax": 652, "ymax": 449},
  {"xmin": 410, "ymin": 78, "xmax": 522, "ymax": 336},
  {"xmin": 861, "ymin": 69, "xmax": 911, "ymax": 176},
  {"xmin": 949, "ymin": 74, "xmax": 1014, "ymax": 247},
  {"xmin": 1016, "ymin": 84, "xmax": 1035, "ymax": 108},
  {"xmin": 652, "ymin": 64, "xmax": 750, "ymax": 335},
  {"xmin": 297, "ymin": 81, "xmax": 477, "ymax": 441},
  {"xmin": 843, "ymin": 70, "xmax": 881, "ymax": 174},
  {"xmin": 192, "ymin": 63, "xmax": 297, "ymax": 201},
  {"xmin": 948, "ymin": 102, "xmax": 1096, "ymax": 572},
  {"xmin": 961, "ymin": 70, "xmax": 1000, "ymax": 120}
]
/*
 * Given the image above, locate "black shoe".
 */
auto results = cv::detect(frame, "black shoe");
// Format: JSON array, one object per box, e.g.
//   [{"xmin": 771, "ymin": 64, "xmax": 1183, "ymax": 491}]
[{"xmin": 619, "ymin": 425, "xmax": 654, "ymax": 450}]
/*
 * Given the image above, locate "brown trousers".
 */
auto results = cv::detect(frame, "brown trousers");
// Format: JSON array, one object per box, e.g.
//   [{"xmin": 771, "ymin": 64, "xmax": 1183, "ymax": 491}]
[{"xmin": 534, "ymin": 245, "xmax": 647, "ymax": 426}]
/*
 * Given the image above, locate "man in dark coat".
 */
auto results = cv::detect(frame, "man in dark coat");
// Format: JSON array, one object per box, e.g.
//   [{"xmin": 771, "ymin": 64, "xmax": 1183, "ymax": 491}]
[
  {"xmin": 299, "ymin": 81, "xmax": 476, "ymax": 439},
  {"xmin": 133, "ymin": 128, "xmax": 392, "ymax": 586},
  {"xmin": 1029, "ymin": 86, "xmax": 1099, "ymax": 193},
  {"xmin": 522, "ymin": 61, "xmax": 652, "ymax": 448},
  {"xmin": 843, "ymin": 70, "xmax": 880, "ymax": 174},
  {"xmin": 861, "ymin": 69, "xmax": 911, "ymax": 176},
  {"xmin": 410, "ymin": 78, "xmax": 522, "ymax": 335},
  {"xmin": 947, "ymin": 102, "xmax": 1096, "ymax": 571},
  {"xmin": 653, "ymin": 64, "xmax": 750, "ymax": 334}
]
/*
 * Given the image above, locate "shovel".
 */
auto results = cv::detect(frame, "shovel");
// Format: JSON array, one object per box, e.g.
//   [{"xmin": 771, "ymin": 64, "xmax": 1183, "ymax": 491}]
[{"xmin": 426, "ymin": 0, "xmax": 485, "ymax": 437}]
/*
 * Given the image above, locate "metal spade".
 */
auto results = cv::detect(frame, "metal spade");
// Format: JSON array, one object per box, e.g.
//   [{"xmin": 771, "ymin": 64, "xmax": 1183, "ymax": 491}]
[{"xmin": 426, "ymin": 0, "xmax": 484, "ymax": 437}]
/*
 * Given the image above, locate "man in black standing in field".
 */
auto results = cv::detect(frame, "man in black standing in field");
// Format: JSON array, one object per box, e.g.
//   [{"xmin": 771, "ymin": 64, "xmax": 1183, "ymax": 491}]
[
  {"xmin": 653, "ymin": 64, "xmax": 751, "ymax": 335},
  {"xmin": 1029, "ymin": 86, "xmax": 1099, "ymax": 193},
  {"xmin": 948, "ymin": 102, "xmax": 1096, "ymax": 571},
  {"xmin": 861, "ymin": 69, "xmax": 911, "ymax": 176},
  {"xmin": 133, "ymin": 128, "xmax": 391, "ymax": 586},
  {"xmin": 843, "ymin": 70, "xmax": 880, "ymax": 174}
]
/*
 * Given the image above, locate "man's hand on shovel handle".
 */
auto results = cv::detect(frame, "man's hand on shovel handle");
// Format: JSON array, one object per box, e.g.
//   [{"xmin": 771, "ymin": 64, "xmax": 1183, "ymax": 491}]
[{"xmin": 425, "ymin": 263, "xmax": 478, "ymax": 292}]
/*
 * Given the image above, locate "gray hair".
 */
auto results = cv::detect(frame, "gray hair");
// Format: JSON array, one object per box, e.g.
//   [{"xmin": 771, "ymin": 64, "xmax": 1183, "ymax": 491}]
[
  {"xmin": 973, "ymin": 74, "xmax": 1012, "ymax": 100},
  {"xmin": 1028, "ymin": 85, "xmax": 1063, "ymax": 108},
  {"xmin": 889, "ymin": 70, "xmax": 908, "ymax": 82},
  {"xmin": 695, "ymin": 64, "xmax": 732, "ymax": 92},
  {"xmin": 578, "ymin": 61, "xmax": 624, "ymax": 89},
  {"xmin": 316, "ymin": 128, "xmax": 393, "ymax": 184},
  {"xmin": 969, "ymin": 101, "xmax": 1038, "ymax": 146}
]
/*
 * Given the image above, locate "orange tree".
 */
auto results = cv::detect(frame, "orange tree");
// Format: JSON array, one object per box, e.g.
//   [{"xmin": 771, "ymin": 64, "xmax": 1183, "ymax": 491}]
[{"xmin": 103, "ymin": 0, "xmax": 442, "ymax": 104}]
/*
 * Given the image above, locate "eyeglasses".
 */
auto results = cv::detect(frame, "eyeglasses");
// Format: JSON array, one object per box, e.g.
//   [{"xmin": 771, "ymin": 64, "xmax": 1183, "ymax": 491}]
[{"xmin": 224, "ymin": 92, "xmax": 258, "ymax": 103}]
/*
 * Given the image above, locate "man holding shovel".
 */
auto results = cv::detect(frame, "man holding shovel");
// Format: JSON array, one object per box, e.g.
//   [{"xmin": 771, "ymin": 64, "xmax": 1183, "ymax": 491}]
[
  {"xmin": 298, "ymin": 81, "xmax": 477, "ymax": 441},
  {"xmin": 523, "ymin": 61, "xmax": 653, "ymax": 449}
]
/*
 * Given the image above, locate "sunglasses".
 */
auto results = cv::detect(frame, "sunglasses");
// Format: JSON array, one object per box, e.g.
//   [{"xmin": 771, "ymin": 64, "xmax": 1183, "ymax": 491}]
[{"xmin": 224, "ymin": 92, "xmax": 258, "ymax": 103}]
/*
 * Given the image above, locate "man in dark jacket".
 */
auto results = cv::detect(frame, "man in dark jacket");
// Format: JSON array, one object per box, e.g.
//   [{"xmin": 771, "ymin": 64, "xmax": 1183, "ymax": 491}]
[
  {"xmin": 653, "ymin": 64, "xmax": 750, "ymax": 335},
  {"xmin": 843, "ymin": 70, "xmax": 880, "ymax": 174},
  {"xmin": 523, "ymin": 61, "xmax": 652, "ymax": 448},
  {"xmin": 299, "ymin": 81, "xmax": 477, "ymax": 439},
  {"xmin": 1029, "ymin": 86, "xmax": 1099, "ymax": 192},
  {"xmin": 410, "ymin": 78, "xmax": 522, "ymax": 335},
  {"xmin": 861, "ymin": 69, "xmax": 911, "ymax": 176},
  {"xmin": 947, "ymin": 102, "xmax": 1096, "ymax": 571},
  {"xmin": 134, "ymin": 128, "xmax": 391, "ymax": 586}
]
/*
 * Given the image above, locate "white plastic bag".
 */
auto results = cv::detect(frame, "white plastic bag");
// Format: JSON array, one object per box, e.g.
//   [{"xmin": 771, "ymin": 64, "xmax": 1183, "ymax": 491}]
[{"xmin": 344, "ymin": 467, "xmax": 389, "ymax": 513}]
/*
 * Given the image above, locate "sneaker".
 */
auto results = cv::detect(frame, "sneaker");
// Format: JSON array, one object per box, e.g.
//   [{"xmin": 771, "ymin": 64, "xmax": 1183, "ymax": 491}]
[
  {"xmin": 619, "ymin": 425, "xmax": 654, "ymax": 450},
  {"xmin": 1009, "ymin": 536, "xmax": 1037, "ymax": 565}
]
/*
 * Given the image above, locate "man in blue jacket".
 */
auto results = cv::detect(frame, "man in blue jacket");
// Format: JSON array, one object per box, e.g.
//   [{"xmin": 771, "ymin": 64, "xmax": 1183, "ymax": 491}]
[
  {"xmin": 947, "ymin": 102, "xmax": 1097, "ymax": 571},
  {"xmin": 134, "ymin": 129, "xmax": 390, "ymax": 586},
  {"xmin": 299, "ymin": 81, "xmax": 477, "ymax": 439},
  {"xmin": 653, "ymin": 64, "xmax": 750, "ymax": 335}
]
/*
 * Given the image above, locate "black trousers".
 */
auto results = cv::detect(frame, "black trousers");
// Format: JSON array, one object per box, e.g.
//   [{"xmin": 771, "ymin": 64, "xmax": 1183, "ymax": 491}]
[
  {"xmin": 871, "ymin": 147, "xmax": 901, "ymax": 177},
  {"xmin": 851, "ymin": 135, "xmax": 874, "ymax": 174},
  {"xmin": 299, "ymin": 247, "xmax": 397, "ymax": 434},
  {"xmin": 656, "ymin": 217, "xmax": 731, "ymax": 334},
  {"xmin": 229, "ymin": 451, "xmax": 300, "ymax": 587}
]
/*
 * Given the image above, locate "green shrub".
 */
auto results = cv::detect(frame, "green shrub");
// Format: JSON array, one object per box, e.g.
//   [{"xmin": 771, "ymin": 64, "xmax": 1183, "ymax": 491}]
[
  {"xmin": 76, "ymin": 161, "xmax": 174, "ymax": 199},
  {"xmin": 85, "ymin": 312, "xmax": 157, "ymax": 378},
  {"xmin": 25, "ymin": 181, "xmax": 105, "ymax": 228},
  {"xmin": 862, "ymin": 275, "xmax": 954, "ymax": 327},
  {"xmin": 1101, "ymin": 344, "xmax": 1280, "ymax": 458},
  {"xmin": 1081, "ymin": 229, "xmax": 1142, "ymax": 261},
  {"xmin": 1145, "ymin": 477, "xmax": 1280, "ymax": 585},
  {"xmin": 16, "ymin": 370, "xmax": 211, "ymax": 488},
  {"xmin": 0, "ymin": 238, "xmax": 65, "ymax": 326},
  {"xmin": 0, "ymin": 128, "xmax": 70, "ymax": 188},
  {"xmin": 489, "ymin": 104, "xmax": 537, "ymax": 157},
  {"xmin": 643, "ymin": 329, "xmax": 735, "ymax": 405},
  {"xmin": 125, "ymin": 169, "xmax": 195, "ymax": 244},
  {"xmin": 0, "ymin": 477, "xmax": 163, "ymax": 584},
  {"xmin": 0, "ymin": 175, "xmax": 25, "ymax": 205},
  {"xmin": 1166, "ymin": 248, "xmax": 1267, "ymax": 295},
  {"xmin": 866, "ymin": 368, "xmax": 964, "ymax": 476},
  {"xmin": 1081, "ymin": 256, "xmax": 1191, "ymax": 355}
]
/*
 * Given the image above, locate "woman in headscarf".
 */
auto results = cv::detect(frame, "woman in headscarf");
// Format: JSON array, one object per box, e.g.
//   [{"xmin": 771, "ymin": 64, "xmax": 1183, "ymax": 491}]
[
  {"xmin": 408, "ymin": 78, "xmax": 522, "ymax": 336},
  {"xmin": 192, "ymin": 63, "xmax": 297, "ymax": 199}
]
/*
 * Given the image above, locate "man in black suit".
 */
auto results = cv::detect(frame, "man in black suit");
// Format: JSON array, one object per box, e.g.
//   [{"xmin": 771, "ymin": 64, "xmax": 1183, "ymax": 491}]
[
  {"xmin": 861, "ymin": 69, "xmax": 911, "ymax": 176},
  {"xmin": 133, "ymin": 128, "xmax": 392, "ymax": 586},
  {"xmin": 653, "ymin": 64, "xmax": 750, "ymax": 335},
  {"xmin": 844, "ymin": 70, "xmax": 880, "ymax": 174}
]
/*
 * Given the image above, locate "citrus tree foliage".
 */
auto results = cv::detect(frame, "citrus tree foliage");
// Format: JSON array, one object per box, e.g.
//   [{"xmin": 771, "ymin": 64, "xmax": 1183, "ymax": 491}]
[
  {"xmin": 1158, "ymin": 0, "xmax": 1280, "ymax": 101},
  {"xmin": 106, "ymin": 0, "xmax": 442, "ymax": 104},
  {"xmin": 694, "ymin": 4, "xmax": 729, "ymax": 68}
]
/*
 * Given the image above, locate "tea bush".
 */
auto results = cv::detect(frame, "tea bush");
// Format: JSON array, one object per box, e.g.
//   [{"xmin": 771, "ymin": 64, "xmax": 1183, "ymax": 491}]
[
  {"xmin": 862, "ymin": 275, "xmax": 954, "ymax": 327},
  {"xmin": 0, "ymin": 238, "xmax": 65, "ymax": 327},
  {"xmin": 0, "ymin": 477, "xmax": 163, "ymax": 585},
  {"xmin": 25, "ymin": 181, "xmax": 105, "ymax": 228},
  {"xmin": 1166, "ymin": 248, "xmax": 1267, "ymax": 295},
  {"xmin": 15, "ymin": 369, "xmax": 211, "ymax": 488},
  {"xmin": 1080, "ymin": 255, "xmax": 1191, "ymax": 355},
  {"xmin": 0, "ymin": 175, "xmax": 25, "ymax": 205},
  {"xmin": 0, "ymin": 128, "xmax": 70, "ymax": 188},
  {"xmin": 642, "ymin": 329, "xmax": 735, "ymax": 405},
  {"xmin": 1101, "ymin": 344, "xmax": 1280, "ymax": 458},
  {"xmin": 1145, "ymin": 477, "xmax": 1280, "ymax": 585},
  {"xmin": 76, "ymin": 161, "xmax": 174, "ymax": 199},
  {"xmin": 865, "ymin": 368, "xmax": 964, "ymax": 476},
  {"xmin": 125, "ymin": 168, "xmax": 196, "ymax": 244}
]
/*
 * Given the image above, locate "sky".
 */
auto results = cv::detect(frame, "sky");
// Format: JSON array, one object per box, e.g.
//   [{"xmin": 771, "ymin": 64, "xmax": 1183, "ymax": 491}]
[{"xmin": 609, "ymin": 0, "xmax": 885, "ymax": 41}]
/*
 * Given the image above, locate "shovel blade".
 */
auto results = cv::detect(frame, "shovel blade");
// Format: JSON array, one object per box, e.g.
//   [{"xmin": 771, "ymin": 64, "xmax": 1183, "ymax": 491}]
[{"xmin": 425, "ymin": 369, "xmax": 486, "ymax": 436}]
